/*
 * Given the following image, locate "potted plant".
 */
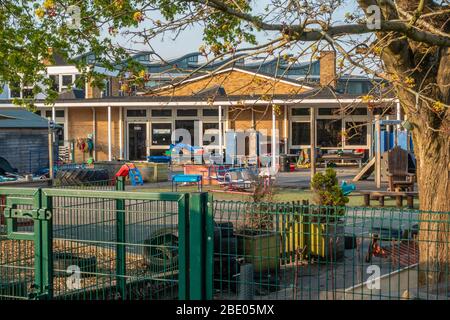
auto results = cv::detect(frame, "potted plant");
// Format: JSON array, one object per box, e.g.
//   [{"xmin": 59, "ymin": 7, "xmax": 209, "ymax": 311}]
[
  {"xmin": 308, "ymin": 168, "xmax": 348, "ymax": 261},
  {"xmin": 235, "ymin": 177, "xmax": 281, "ymax": 274}
]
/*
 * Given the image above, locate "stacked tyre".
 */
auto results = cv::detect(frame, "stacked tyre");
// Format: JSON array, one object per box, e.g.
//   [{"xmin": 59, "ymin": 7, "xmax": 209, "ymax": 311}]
[
  {"xmin": 55, "ymin": 168, "xmax": 109, "ymax": 186},
  {"xmin": 214, "ymin": 222, "xmax": 239, "ymax": 293}
]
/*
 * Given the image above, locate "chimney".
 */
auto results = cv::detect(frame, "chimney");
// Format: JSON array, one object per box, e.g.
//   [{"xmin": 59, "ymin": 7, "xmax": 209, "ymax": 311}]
[{"xmin": 319, "ymin": 51, "xmax": 336, "ymax": 88}]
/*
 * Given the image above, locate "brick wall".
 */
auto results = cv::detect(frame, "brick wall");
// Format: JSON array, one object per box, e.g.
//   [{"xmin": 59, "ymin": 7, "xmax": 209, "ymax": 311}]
[{"xmin": 0, "ymin": 128, "xmax": 56, "ymax": 174}]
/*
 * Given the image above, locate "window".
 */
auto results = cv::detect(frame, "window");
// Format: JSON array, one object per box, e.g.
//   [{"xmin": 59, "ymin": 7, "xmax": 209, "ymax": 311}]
[
  {"xmin": 346, "ymin": 108, "xmax": 367, "ymax": 115},
  {"xmin": 202, "ymin": 109, "xmax": 224, "ymax": 117},
  {"xmin": 9, "ymin": 83, "xmax": 21, "ymax": 98},
  {"xmin": 345, "ymin": 122, "xmax": 367, "ymax": 146},
  {"xmin": 45, "ymin": 110, "xmax": 65, "ymax": 118},
  {"xmin": 49, "ymin": 75, "xmax": 59, "ymax": 91},
  {"xmin": 292, "ymin": 122, "xmax": 310, "ymax": 145},
  {"xmin": 152, "ymin": 123, "xmax": 172, "ymax": 145},
  {"xmin": 151, "ymin": 109, "xmax": 172, "ymax": 117},
  {"xmin": 177, "ymin": 109, "xmax": 197, "ymax": 117},
  {"xmin": 203, "ymin": 123, "xmax": 219, "ymax": 146},
  {"xmin": 292, "ymin": 108, "xmax": 310, "ymax": 116},
  {"xmin": 56, "ymin": 124, "xmax": 65, "ymax": 145},
  {"xmin": 127, "ymin": 109, "xmax": 147, "ymax": 117},
  {"xmin": 102, "ymin": 79, "xmax": 111, "ymax": 97},
  {"xmin": 22, "ymin": 88, "xmax": 34, "ymax": 98},
  {"xmin": 318, "ymin": 108, "xmax": 340, "ymax": 116},
  {"xmin": 61, "ymin": 75, "xmax": 73, "ymax": 87},
  {"xmin": 317, "ymin": 119, "xmax": 342, "ymax": 147}
]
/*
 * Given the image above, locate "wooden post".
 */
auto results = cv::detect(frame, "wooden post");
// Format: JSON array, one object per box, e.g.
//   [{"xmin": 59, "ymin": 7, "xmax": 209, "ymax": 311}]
[
  {"xmin": 375, "ymin": 115, "xmax": 381, "ymax": 189},
  {"xmin": 310, "ymin": 107, "xmax": 316, "ymax": 185}
]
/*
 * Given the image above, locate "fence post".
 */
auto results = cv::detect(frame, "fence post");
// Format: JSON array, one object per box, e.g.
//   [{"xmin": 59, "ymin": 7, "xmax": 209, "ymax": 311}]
[
  {"xmin": 40, "ymin": 189, "xmax": 53, "ymax": 299},
  {"xmin": 115, "ymin": 176, "xmax": 126, "ymax": 298},
  {"xmin": 188, "ymin": 192, "xmax": 213, "ymax": 300}
]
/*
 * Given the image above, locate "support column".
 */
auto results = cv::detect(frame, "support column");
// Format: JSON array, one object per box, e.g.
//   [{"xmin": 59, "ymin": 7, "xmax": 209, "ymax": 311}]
[
  {"xmin": 310, "ymin": 107, "xmax": 316, "ymax": 184},
  {"xmin": 119, "ymin": 106, "xmax": 123, "ymax": 159},
  {"xmin": 219, "ymin": 105, "xmax": 223, "ymax": 158},
  {"xmin": 284, "ymin": 105, "xmax": 288, "ymax": 154},
  {"xmin": 375, "ymin": 115, "xmax": 381, "ymax": 189},
  {"xmin": 108, "ymin": 106, "xmax": 112, "ymax": 161},
  {"xmin": 92, "ymin": 108, "xmax": 96, "ymax": 161},
  {"xmin": 272, "ymin": 106, "xmax": 277, "ymax": 171}
]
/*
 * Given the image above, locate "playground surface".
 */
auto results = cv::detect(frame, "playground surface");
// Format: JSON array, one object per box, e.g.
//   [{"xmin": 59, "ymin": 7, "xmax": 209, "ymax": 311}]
[{"xmin": 129, "ymin": 167, "xmax": 419, "ymax": 208}]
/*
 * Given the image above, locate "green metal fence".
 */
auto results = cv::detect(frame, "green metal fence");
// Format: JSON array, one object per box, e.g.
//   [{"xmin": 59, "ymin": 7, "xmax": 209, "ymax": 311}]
[
  {"xmin": 0, "ymin": 181, "xmax": 200, "ymax": 300},
  {"xmin": 212, "ymin": 201, "xmax": 449, "ymax": 300},
  {"xmin": 1, "ymin": 188, "xmax": 449, "ymax": 300}
]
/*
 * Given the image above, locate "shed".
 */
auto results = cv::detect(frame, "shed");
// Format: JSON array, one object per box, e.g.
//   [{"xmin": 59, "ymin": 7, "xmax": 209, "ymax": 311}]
[{"xmin": 0, "ymin": 108, "xmax": 59, "ymax": 174}]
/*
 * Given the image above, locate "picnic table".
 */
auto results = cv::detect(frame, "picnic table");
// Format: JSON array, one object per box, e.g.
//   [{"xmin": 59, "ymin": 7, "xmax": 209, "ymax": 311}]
[
  {"xmin": 171, "ymin": 174, "xmax": 203, "ymax": 192},
  {"xmin": 320, "ymin": 153, "xmax": 364, "ymax": 168},
  {"xmin": 357, "ymin": 190, "xmax": 419, "ymax": 208}
]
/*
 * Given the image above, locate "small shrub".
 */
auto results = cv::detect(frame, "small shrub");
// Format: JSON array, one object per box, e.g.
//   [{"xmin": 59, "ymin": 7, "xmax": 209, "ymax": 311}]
[{"xmin": 310, "ymin": 168, "xmax": 348, "ymax": 221}]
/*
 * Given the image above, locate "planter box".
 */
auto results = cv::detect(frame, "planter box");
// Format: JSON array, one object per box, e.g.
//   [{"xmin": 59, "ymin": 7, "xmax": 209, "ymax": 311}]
[
  {"xmin": 133, "ymin": 162, "xmax": 169, "ymax": 183},
  {"xmin": 236, "ymin": 231, "xmax": 281, "ymax": 273}
]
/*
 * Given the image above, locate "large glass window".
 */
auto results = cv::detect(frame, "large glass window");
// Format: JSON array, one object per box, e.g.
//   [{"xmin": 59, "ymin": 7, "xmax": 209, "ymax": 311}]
[
  {"xmin": 49, "ymin": 75, "xmax": 59, "ymax": 91},
  {"xmin": 151, "ymin": 123, "xmax": 172, "ymax": 145},
  {"xmin": 177, "ymin": 109, "xmax": 197, "ymax": 117},
  {"xmin": 292, "ymin": 122, "xmax": 310, "ymax": 145},
  {"xmin": 45, "ymin": 110, "xmax": 65, "ymax": 118},
  {"xmin": 202, "ymin": 109, "xmax": 224, "ymax": 117},
  {"xmin": 318, "ymin": 108, "xmax": 340, "ymax": 116},
  {"xmin": 345, "ymin": 122, "xmax": 367, "ymax": 146},
  {"xmin": 127, "ymin": 109, "xmax": 147, "ymax": 117},
  {"xmin": 292, "ymin": 108, "xmax": 310, "ymax": 116},
  {"xmin": 317, "ymin": 119, "xmax": 342, "ymax": 147},
  {"xmin": 203, "ymin": 123, "xmax": 219, "ymax": 146},
  {"xmin": 62, "ymin": 75, "xmax": 73, "ymax": 87},
  {"xmin": 152, "ymin": 109, "xmax": 172, "ymax": 117}
]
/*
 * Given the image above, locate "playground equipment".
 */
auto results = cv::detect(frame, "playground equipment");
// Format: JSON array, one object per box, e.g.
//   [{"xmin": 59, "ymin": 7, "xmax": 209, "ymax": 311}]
[
  {"xmin": 167, "ymin": 143, "xmax": 204, "ymax": 164},
  {"xmin": 353, "ymin": 118, "xmax": 415, "ymax": 186},
  {"xmin": 341, "ymin": 181, "xmax": 356, "ymax": 196},
  {"xmin": 171, "ymin": 174, "xmax": 203, "ymax": 192},
  {"xmin": 115, "ymin": 163, "xmax": 143, "ymax": 186}
]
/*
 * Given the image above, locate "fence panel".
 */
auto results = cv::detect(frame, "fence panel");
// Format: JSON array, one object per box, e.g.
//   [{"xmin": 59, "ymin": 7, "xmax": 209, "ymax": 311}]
[
  {"xmin": 211, "ymin": 200, "xmax": 449, "ymax": 300},
  {"xmin": 43, "ymin": 189, "xmax": 189, "ymax": 300},
  {"xmin": 0, "ymin": 189, "xmax": 42, "ymax": 300}
]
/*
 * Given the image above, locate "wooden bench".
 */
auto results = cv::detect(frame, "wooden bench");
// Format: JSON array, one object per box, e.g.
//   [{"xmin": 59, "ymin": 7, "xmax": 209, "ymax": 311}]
[{"xmin": 357, "ymin": 190, "xmax": 419, "ymax": 208}]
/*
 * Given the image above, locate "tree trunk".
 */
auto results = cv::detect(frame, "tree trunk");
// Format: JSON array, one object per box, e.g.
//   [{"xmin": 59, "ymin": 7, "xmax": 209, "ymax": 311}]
[{"xmin": 412, "ymin": 125, "xmax": 450, "ymax": 293}]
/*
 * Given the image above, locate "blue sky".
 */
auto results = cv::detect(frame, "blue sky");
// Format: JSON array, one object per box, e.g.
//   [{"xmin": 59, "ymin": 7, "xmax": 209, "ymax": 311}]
[{"xmin": 116, "ymin": 0, "xmax": 361, "ymax": 60}]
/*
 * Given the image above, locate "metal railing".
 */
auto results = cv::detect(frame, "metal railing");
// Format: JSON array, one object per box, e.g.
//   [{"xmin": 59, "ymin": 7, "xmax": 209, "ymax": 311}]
[
  {"xmin": 211, "ymin": 201, "xmax": 449, "ymax": 300},
  {"xmin": 1, "ymin": 188, "xmax": 449, "ymax": 300}
]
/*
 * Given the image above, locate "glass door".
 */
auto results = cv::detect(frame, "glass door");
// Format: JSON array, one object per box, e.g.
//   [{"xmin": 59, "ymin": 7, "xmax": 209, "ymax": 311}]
[{"xmin": 128, "ymin": 123, "xmax": 147, "ymax": 160}]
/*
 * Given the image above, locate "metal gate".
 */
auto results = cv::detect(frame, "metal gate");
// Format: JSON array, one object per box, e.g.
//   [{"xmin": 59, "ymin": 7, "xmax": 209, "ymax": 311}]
[{"xmin": 0, "ymin": 182, "xmax": 213, "ymax": 300}]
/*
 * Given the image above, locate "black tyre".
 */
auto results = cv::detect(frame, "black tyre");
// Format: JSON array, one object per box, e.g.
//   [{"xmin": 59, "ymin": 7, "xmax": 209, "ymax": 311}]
[
  {"xmin": 53, "ymin": 252, "xmax": 97, "ymax": 278},
  {"xmin": 143, "ymin": 228, "xmax": 179, "ymax": 272}
]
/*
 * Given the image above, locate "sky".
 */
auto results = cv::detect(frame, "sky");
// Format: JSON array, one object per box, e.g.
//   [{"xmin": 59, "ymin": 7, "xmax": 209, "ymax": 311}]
[{"xmin": 115, "ymin": 0, "xmax": 361, "ymax": 61}]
